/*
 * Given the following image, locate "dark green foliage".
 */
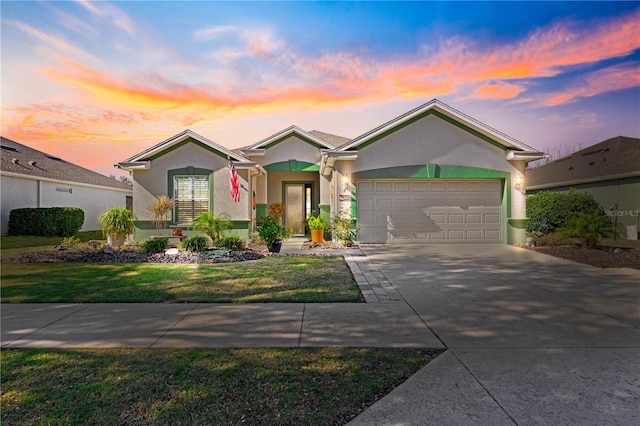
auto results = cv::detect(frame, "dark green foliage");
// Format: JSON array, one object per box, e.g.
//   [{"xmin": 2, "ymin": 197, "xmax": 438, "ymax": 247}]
[
  {"xmin": 8, "ymin": 207, "xmax": 84, "ymax": 237},
  {"xmin": 143, "ymin": 238, "xmax": 168, "ymax": 253},
  {"xmin": 560, "ymin": 209, "xmax": 615, "ymax": 249},
  {"xmin": 215, "ymin": 235, "xmax": 245, "ymax": 250},
  {"xmin": 181, "ymin": 236, "xmax": 209, "ymax": 252},
  {"xmin": 526, "ymin": 190, "xmax": 601, "ymax": 236}
]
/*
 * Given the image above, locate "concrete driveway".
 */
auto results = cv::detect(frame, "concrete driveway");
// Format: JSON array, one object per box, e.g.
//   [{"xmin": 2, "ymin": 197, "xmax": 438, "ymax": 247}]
[{"xmin": 349, "ymin": 244, "xmax": 640, "ymax": 425}]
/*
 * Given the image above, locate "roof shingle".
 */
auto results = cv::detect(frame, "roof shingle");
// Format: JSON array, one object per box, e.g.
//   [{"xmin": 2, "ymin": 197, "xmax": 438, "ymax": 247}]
[{"xmin": 1, "ymin": 137, "xmax": 132, "ymax": 190}]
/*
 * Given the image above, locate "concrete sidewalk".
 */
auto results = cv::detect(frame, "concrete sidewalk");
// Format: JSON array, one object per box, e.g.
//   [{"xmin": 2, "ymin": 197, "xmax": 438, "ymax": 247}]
[{"xmin": 1, "ymin": 302, "xmax": 443, "ymax": 349}]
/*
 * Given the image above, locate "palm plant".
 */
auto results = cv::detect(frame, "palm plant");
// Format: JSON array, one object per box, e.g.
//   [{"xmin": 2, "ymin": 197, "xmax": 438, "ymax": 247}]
[
  {"xmin": 147, "ymin": 195, "xmax": 174, "ymax": 230},
  {"xmin": 191, "ymin": 212, "xmax": 233, "ymax": 242}
]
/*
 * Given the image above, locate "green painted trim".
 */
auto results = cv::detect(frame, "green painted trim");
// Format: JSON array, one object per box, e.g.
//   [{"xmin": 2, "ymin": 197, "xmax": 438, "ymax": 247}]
[
  {"xmin": 350, "ymin": 184, "xmax": 357, "ymax": 219},
  {"xmin": 149, "ymin": 138, "xmax": 230, "ymax": 161},
  {"xmin": 507, "ymin": 218, "xmax": 527, "ymax": 227},
  {"xmin": 355, "ymin": 110, "xmax": 507, "ymax": 151},
  {"xmin": 352, "ymin": 164, "xmax": 509, "ymax": 180},
  {"xmin": 256, "ymin": 204, "xmax": 268, "ymax": 221},
  {"xmin": 264, "ymin": 160, "xmax": 320, "ymax": 172},
  {"xmin": 264, "ymin": 134, "xmax": 326, "ymax": 150},
  {"xmin": 168, "ymin": 167, "xmax": 214, "ymax": 224}
]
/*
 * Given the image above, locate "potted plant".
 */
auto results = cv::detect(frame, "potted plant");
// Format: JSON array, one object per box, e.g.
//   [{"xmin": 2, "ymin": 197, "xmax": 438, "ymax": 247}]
[
  {"xmin": 307, "ymin": 214, "xmax": 329, "ymax": 243},
  {"xmin": 97, "ymin": 206, "xmax": 134, "ymax": 248},
  {"xmin": 257, "ymin": 215, "xmax": 289, "ymax": 253}
]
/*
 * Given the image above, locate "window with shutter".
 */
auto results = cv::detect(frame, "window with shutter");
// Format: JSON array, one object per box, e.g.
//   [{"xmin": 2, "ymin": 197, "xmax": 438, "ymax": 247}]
[{"xmin": 174, "ymin": 175, "xmax": 209, "ymax": 222}]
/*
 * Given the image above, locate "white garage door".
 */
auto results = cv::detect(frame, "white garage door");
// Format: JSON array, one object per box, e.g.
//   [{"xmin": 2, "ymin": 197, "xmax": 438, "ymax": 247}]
[{"xmin": 357, "ymin": 179, "xmax": 503, "ymax": 243}]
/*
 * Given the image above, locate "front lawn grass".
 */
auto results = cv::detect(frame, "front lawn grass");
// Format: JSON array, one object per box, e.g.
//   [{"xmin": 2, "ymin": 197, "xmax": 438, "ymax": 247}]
[
  {"xmin": 1, "ymin": 347, "xmax": 442, "ymax": 425},
  {"xmin": 1, "ymin": 256, "xmax": 362, "ymax": 303},
  {"xmin": 0, "ymin": 231, "xmax": 104, "ymax": 259}
]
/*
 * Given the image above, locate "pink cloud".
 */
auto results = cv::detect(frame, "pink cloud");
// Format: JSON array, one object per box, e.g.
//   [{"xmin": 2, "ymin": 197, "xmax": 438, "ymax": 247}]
[{"xmin": 545, "ymin": 62, "xmax": 640, "ymax": 105}]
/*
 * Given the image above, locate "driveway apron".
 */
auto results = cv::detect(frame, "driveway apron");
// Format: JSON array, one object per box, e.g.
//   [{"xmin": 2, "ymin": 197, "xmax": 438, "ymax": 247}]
[{"xmin": 349, "ymin": 244, "xmax": 640, "ymax": 425}]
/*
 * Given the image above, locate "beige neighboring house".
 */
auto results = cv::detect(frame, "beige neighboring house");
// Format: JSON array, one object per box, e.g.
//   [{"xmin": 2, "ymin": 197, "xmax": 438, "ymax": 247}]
[
  {"xmin": 527, "ymin": 136, "xmax": 640, "ymax": 236},
  {"xmin": 0, "ymin": 137, "xmax": 133, "ymax": 235},
  {"xmin": 117, "ymin": 99, "xmax": 545, "ymax": 244}
]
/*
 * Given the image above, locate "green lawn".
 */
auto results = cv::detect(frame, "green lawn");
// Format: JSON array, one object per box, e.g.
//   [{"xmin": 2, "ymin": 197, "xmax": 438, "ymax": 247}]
[
  {"xmin": 0, "ymin": 232, "xmax": 104, "ymax": 260},
  {"xmin": 1, "ymin": 256, "xmax": 362, "ymax": 303},
  {"xmin": 1, "ymin": 347, "xmax": 442, "ymax": 425}
]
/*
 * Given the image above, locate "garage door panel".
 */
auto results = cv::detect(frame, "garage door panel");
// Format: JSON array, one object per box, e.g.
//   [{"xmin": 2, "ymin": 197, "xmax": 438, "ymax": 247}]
[{"xmin": 357, "ymin": 179, "xmax": 503, "ymax": 243}]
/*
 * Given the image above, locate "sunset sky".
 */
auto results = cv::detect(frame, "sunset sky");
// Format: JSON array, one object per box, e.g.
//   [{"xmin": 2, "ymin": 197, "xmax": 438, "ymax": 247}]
[{"xmin": 2, "ymin": 1, "xmax": 639, "ymax": 178}]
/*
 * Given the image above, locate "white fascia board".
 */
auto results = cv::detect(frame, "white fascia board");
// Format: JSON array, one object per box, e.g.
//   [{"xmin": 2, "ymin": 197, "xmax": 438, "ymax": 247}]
[
  {"xmin": 0, "ymin": 171, "xmax": 133, "ymax": 194},
  {"xmin": 241, "ymin": 149, "xmax": 266, "ymax": 157},
  {"xmin": 231, "ymin": 161, "xmax": 258, "ymax": 170},
  {"xmin": 247, "ymin": 125, "xmax": 335, "ymax": 150},
  {"xmin": 115, "ymin": 161, "xmax": 151, "ymax": 170},
  {"xmin": 506, "ymin": 150, "xmax": 547, "ymax": 161}
]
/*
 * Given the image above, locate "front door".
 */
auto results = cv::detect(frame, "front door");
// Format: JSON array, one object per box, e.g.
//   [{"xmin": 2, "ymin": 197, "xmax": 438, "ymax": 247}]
[{"xmin": 284, "ymin": 183, "xmax": 312, "ymax": 235}]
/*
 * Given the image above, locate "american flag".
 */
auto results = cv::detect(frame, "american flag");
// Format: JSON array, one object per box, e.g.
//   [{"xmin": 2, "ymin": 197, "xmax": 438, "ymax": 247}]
[{"xmin": 229, "ymin": 159, "xmax": 240, "ymax": 202}]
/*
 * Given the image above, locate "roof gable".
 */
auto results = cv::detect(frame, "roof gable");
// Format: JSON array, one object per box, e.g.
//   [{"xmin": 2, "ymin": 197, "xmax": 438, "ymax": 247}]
[
  {"xmin": 121, "ymin": 130, "xmax": 250, "ymax": 164},
  {"xmin": 245, "ymin": 126, "xmax": 336, "ymax": 151},
  {"xmin": 335, "ymin": 99, "xmax": 541, "ymax": 154},
  {"xmin": 1, "ymin": 137, "xmax": 132, "ymax": 190}
]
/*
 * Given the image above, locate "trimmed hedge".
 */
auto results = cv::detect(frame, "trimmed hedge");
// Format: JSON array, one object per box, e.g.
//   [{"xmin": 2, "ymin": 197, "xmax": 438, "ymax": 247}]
[
  {"xmin": 526, "ymin": 190, "xmax": 601, "ymax": 236},
  {"xmin": 8, "ymin": 207, "xmax": 84, "ymax": 237}
]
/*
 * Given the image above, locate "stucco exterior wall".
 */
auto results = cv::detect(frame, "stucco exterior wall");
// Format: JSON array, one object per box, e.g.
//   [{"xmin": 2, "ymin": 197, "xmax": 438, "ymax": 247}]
[
  {"xmin": 1, "ymin": 174, "xmax": 131, "ymax": 234},
  {"xmin": 132, "ymin": 140, "xmax": 250, "ymax": 223},
  {"xmin": 333, "ymin": 114, "xmax": 527, "ymax": 243}
]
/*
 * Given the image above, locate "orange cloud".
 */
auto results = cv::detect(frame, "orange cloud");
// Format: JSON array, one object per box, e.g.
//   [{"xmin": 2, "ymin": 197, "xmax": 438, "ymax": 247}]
[{"xmin": 470, "ymin": 83, "xmax": 525, "ymax": 100}]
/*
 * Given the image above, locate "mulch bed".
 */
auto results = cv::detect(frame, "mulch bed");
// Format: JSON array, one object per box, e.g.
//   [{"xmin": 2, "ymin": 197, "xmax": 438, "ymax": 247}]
[
  {"xmin": 520, "ymin": 245, "xmax": 640, "ymax": 270},
  {"xmin": 2, "ymin": 248, "xmax": 264, "ymax": 264}
]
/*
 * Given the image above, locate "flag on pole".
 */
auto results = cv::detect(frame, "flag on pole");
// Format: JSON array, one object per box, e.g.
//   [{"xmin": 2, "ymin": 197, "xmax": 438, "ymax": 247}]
[{"xmin": 229, "ymin": 159, "xmax": 240, "ymax": 202}]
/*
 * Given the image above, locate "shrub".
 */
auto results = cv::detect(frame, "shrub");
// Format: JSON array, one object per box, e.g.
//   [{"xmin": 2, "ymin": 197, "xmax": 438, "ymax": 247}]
[
  {"xmin": 216, "ymin": 235, "xmax": 245, "ymax": 250},
  {"xmin": 143, "ymin": 238, "xmax": 169, "ymax": 253},
  {"xmin": 181, "ymin": 236, "xmax": 209, "ymax": 252},
  {"xmin": 559, "ymin": 209, "xmax": 615, "ymax": 249},
  {"xmin": 257, "ymin": 216, "xmax": 289, "ymax": 247},
  {"xmin": 97, "ymin": 207, "xmax": 134, "ymax": 240},
  {"xmin": 526, "ymin": 189, "xmax": 601, "ymax": 236},
  {"xmin": 8, "ymin": 207, "xmax": 84, "ymax": 237},
  {"xmin": 331, "ymin": 209, "xmax": 360, "ymax": 246},
  {"xmin": 59, "ymin": 236, "xmax": 82, "ymax": 247}
]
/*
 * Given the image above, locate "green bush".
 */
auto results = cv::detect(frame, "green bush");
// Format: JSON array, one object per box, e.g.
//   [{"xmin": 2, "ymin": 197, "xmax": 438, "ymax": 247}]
[
  {"xmin": 181, "ymin": 236, "xmax": 209, "ymax": 252},
  {"xmin": 143, "ymin": 238, "xmax": 169, "ymax": 253},
  {"xmin": 560, "ymin": 209, "xmax": 615, "ymax": 249},
  {"xmin": 8, "ymin": 207, "xmax": 84, "ymax": 237},
  {"xmin": 59, "ymin": 236, "xmax": 82, "ymax": 247},
  {"xmin": 331, "ymin": 209, "xmax": 360, "ymax": 246},
  {"xmin": 216, "ymin": 235, "xmax": 245, "ymax": 250},
  {"xmin": 526, "ymin": 189, "xmax": 601, "ymax": 236}
]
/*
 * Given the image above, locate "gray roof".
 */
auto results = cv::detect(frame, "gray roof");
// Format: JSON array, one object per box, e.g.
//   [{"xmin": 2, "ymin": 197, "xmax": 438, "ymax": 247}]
[
  {"xmin": 1, "ymin": 137, "xmax": 132, "ymax": 190},
  {"xmin": 526, "ymin": 136, "xmax": 640, "ymax": 189},
  {"xmin": 308, "ymin": 130, "xmax": 350, "ymax": 147}
]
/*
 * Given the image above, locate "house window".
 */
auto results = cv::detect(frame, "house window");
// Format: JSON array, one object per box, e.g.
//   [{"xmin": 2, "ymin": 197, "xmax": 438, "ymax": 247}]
[{"xmin": 174, "ymin": 175, "xmax": 209, "ymax": 223}]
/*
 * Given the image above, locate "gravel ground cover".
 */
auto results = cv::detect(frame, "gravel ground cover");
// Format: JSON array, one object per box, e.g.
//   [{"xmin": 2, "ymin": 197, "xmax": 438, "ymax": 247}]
[{"xmin": 521, "ymin": 245, "xmax": 640, "ymax": 269}]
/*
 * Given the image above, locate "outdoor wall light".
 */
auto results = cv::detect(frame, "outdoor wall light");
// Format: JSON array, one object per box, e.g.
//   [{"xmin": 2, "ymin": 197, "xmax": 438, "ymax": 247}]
[{"xmin": 514, "ymin": 176, "xmax": 524, "ymax": 192}]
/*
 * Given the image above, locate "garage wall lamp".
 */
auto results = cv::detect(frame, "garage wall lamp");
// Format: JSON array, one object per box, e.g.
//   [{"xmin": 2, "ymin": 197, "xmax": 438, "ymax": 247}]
[
  {"xmin": 343, "ymin": 175, "xmax": 351, "ymax": 192},
  {"xmin": 514, "ymin": 176, "xmax": 524, "ymax": 192}
]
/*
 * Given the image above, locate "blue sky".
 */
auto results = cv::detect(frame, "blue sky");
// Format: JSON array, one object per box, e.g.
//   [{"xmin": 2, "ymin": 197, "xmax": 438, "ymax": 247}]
[{"xmin": 2, "ymin": 1, "xmax": 639, "ymax": 176}]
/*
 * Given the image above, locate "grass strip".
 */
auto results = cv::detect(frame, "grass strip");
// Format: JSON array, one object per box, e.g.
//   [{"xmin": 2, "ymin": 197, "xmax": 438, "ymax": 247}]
[
  {"xmin": 1, "ymin": 348, "xmax": 443, "ymax": 425},
  {"xmin": 1, "ymin": 256, "xmax": 362, "ymax": 303}
]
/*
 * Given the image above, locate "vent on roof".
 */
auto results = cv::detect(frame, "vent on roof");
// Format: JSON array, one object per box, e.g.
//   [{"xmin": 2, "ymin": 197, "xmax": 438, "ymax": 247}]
[
  {"xmin": 604, "ymin": 147, "xmax": 610, "ymax": 152},
  {"xmin": 582, "ymin": 149, "xmax": 603, "ymax": 156},
  {"xmin": 589, "ymin": 161, "xmax": 595, "ymax": 166},
  {"xmin": 1, "ymin": 145, "xmax": 18, "ymax": 152},
  {"xmin": 47, "ymin": 155, "xmax": 62, "ymax": 161},
  {"xmin": 569, "ymin": 166, "xmax": 574, "ymax": 170},
  {"xmin": 12, "ymin": 158, "xmax": 19, "ymax": 164},
  {"xmin": 29, "ymin": 160, "xmax": 37, "ymax": 166}
]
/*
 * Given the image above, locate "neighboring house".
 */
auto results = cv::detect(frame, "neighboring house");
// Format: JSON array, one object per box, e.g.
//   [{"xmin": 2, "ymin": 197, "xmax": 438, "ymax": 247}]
[
  {"xmin": 0, "ymin": 137, "xmax": 133, "ymax": 235},
  {"xmin": 117, "ymin": 99, "xmax": 544, "ymax": 244},
  {"xmin": 526, "ymin": 136, "xmax": 640, "ymax": 233}
]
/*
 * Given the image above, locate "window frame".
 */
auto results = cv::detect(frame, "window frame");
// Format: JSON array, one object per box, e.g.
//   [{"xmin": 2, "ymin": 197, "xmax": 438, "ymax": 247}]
[{"xmin": 168, "ymin": 167, "xmax": 213, "ymax": 225}]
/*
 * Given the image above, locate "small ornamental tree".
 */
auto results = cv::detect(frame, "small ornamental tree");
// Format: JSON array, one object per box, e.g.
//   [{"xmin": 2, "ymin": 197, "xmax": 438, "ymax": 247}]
[{"xmin": 560, "ymin": 209, "xmax": 615, "ymax": 249}]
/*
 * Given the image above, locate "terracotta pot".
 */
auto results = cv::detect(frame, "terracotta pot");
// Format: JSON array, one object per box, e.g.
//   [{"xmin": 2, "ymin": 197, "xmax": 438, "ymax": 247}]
[{"xmin": 310, "ymin": 229, "xmax": 324, "ymax": 244}]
